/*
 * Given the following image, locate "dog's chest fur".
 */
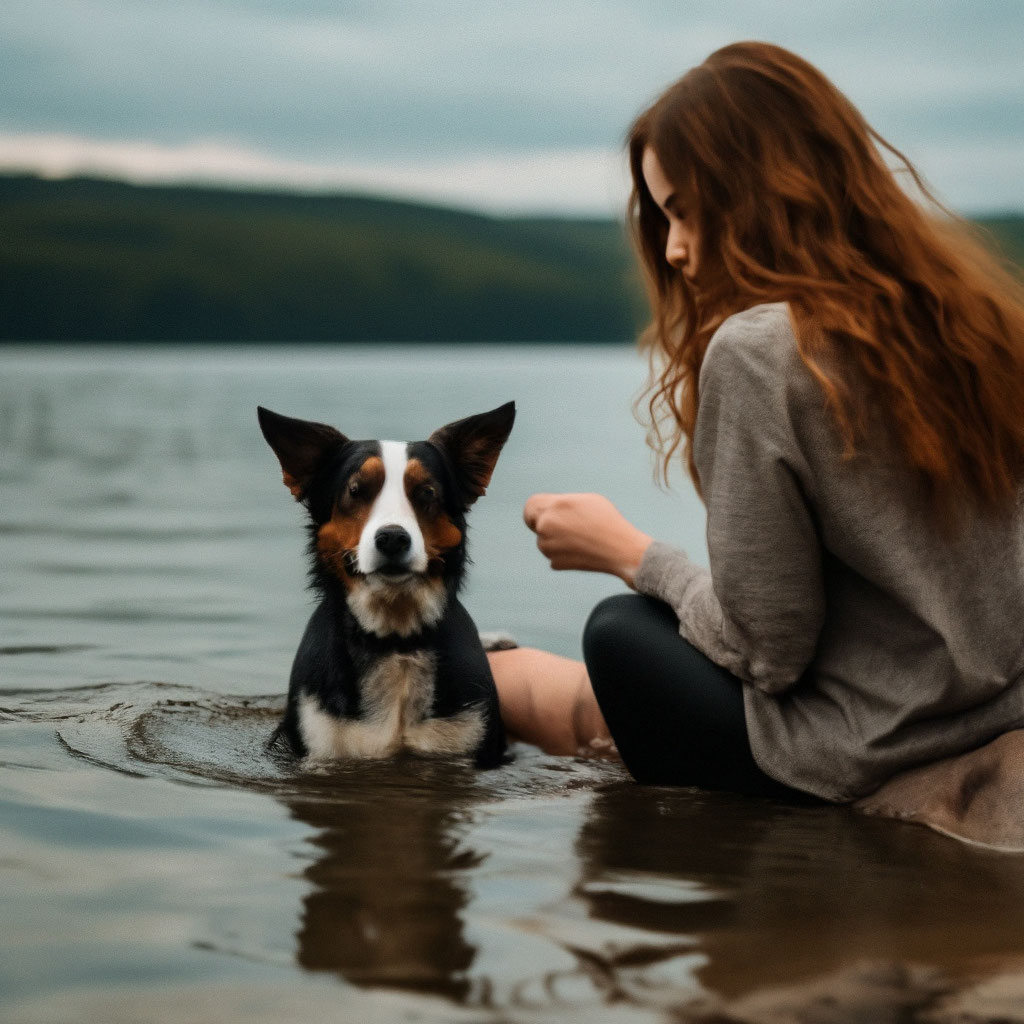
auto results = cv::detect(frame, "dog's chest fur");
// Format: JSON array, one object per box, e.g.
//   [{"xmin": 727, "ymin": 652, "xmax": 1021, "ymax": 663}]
[{"xmin": 298, "ymin": 652, "xmax": 485, "ymax": 762}]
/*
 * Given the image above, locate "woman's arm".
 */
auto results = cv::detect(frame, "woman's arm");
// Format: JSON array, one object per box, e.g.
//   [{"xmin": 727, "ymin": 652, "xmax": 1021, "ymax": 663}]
[
  {"xmin": 525, "ymin": 308, "xmax": 827, "ymax": 696},
  {"xmin": 638, "ymin": 312, "xmax": 827, "ymax": 694},
  {"xmin": 524, "ymin": 492, "xmax": 653, "ymax": 586}
]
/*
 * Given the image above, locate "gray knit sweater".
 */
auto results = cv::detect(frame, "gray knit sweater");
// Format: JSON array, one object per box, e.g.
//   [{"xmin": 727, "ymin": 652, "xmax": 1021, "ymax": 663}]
[{"xmin": 633, "ymin": 302, "xmax": 1024, "ymax": 802}]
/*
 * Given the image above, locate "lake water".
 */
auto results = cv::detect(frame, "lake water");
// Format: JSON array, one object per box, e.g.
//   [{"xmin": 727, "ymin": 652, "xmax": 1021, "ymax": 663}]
[{"xmin": 4, "ymin": 343, "xmax": 1024, "ymax": 1024}]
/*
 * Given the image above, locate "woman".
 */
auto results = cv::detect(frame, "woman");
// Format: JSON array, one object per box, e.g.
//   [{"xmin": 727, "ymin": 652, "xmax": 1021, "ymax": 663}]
[{"xmin": 489, "ymin": 41, "xmax": 1024, "ymax": 802}]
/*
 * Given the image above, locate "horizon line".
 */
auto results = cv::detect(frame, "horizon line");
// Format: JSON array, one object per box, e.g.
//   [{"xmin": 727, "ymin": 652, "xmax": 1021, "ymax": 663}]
[
  {"xmin": 4, "ymin": 164, "xmax": 1023, "ymax": 226},
  {"xmin": 2, "ymin": 130, "xmax": 1022, "ymax": 222},
  {"xmin": 0, "ymin": 131, "xmax": 631, "ymax": 220}
]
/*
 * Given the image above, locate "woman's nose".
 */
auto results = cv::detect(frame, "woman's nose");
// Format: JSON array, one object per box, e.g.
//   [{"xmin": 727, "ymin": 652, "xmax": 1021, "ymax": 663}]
[{"xmin": 665, "ymin": 224, "xmax": 687, "ymax": 269}]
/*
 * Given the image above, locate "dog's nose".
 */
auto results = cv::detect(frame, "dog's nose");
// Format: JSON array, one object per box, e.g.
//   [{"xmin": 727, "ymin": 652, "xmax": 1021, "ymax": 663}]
[{"xmin": 374, "ymin": 525, "xmax": 412, "ymax": 558}]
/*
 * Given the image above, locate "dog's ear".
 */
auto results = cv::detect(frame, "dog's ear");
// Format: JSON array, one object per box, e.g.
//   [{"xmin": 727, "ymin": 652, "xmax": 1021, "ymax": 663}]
[
  {"xmin": 258, "ymin": 406, "xmax": 348, "ymax": 501},
  {"xmin": 428, "ymin": 401, "xmax": 515, "ymax": 507}
]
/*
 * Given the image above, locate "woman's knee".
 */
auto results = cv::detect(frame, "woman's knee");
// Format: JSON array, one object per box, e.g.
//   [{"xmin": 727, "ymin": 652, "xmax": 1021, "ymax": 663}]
[
  {"xmin": 488, "ymin": 646, "xmax": 596, "ymax": 755},
  {"xmin": 583, "ymin": 593, "xmax": 668, "ymax": 672}
]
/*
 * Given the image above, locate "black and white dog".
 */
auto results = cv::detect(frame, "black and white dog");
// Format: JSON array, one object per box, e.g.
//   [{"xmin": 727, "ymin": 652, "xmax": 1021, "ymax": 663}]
[{"xmin": 258, "ymin": 401, "xmax": 514, "ymax": 768}]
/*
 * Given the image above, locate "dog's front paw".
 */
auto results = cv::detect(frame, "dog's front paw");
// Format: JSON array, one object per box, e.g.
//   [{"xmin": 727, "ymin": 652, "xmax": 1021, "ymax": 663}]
[{"xmin": 478, "ymin": 630, "xmax": 519, "ymax": 652}]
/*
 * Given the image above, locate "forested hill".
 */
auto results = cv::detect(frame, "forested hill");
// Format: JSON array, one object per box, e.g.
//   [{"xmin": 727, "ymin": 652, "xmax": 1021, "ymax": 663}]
[
  {"xmin": 0, "ymin": 175, "xmax": 643, "ymax": 342},
  {"xmin": 1, "ymin": 174, "xmax": 1021, "ymax": 343}
]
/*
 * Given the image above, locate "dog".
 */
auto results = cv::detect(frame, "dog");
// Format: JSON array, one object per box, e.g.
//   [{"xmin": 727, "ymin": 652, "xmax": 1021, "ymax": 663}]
[{"xmin": 257, "ymin": 401, "xmax": 515, "ymax": 769}]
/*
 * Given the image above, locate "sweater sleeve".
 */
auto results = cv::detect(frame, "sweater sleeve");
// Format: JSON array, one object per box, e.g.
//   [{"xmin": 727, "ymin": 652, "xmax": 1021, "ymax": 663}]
[{"xmin": 633, "ymin": 309, "xmax": 826, "ymax": 694}]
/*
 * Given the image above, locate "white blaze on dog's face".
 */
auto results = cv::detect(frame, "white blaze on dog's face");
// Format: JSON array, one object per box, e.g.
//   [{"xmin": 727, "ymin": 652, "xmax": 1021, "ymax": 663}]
[{"xmin": 355, "ymin": 441, "xmax": 428, "ymax": 576}]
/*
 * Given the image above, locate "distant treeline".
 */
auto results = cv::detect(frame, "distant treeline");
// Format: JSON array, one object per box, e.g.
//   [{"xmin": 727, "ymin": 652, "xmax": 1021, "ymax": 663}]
[
  {"xmin": 1, "ymin": 174, "xmax": 1022, "ymax": 343},
  {"xmin": 0, "ymin": 175, "xmax": 644, "ymax": 342}
]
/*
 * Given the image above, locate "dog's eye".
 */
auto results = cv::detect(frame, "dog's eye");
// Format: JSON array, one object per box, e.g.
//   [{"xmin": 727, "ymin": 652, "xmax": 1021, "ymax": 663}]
[
  {"xmin": 348, "ymin": 480, "xmax": 362, "ymax": 499},
  {"xmin": 417, "ymin": 484, "xmax": 438, "ymax": 505}
]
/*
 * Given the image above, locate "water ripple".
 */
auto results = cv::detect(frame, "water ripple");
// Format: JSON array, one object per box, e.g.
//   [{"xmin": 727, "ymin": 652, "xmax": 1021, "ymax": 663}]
[
  {"xmin": 0, "ymin": 644, "xmax": 96, "ymax": 655},
  {"xmin": 4, "ymin": 682, "xmax": 625, "ymax": 801},
  {"xmin": 0, "ymin": 521, "xmax": 268, "ymax": 541}
]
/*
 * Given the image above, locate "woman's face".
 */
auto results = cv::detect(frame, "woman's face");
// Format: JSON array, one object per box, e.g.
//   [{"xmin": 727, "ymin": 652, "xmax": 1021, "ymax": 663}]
[{"xmin": 641, "ymin": 147, "xmax": 700, "ymax": 281}]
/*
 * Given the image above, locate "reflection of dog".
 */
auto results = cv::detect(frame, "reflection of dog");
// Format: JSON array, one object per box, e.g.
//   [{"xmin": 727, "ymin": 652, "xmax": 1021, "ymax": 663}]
[
  {"xmin": 258, "ymin": 402, "xmax": 514, "ymax": 768},
  {"xmin": 281, "ymin": 765, "xmax": 481, "ymax": 996}
]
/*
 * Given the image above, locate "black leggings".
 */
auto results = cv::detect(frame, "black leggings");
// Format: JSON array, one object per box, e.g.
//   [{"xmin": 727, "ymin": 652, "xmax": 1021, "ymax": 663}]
[{"xmin": 583, "ymin": 593, "xmax": 805, "ymax": 799}]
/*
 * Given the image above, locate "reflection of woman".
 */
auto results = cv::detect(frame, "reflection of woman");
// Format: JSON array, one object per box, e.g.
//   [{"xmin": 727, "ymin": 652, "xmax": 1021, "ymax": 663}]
[
  {"xmin": 490, "ymin": 42, "xmax": 1024, "ymax": 802},
  {"xmin": 573, "ymin": 786, "xmax": 1024, "ymax": 995}
]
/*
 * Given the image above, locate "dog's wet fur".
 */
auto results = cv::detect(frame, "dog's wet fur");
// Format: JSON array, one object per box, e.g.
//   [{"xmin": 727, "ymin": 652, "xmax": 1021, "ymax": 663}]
[{"xmin": 258, "ymin": 402, "xmax": 514, "ymax": 768}]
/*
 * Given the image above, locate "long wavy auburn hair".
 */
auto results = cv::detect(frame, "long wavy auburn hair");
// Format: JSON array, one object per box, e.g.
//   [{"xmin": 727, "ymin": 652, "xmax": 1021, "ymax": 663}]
[{"xmin": 629, "ymin": 41, "xmax": 1024, "ymax": 531}]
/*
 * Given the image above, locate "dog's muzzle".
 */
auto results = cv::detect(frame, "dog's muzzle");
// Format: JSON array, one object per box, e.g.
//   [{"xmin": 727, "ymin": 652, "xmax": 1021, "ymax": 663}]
[{"xmin": 373, "ymin": 525, "xmax": 414, "ymax": 576}]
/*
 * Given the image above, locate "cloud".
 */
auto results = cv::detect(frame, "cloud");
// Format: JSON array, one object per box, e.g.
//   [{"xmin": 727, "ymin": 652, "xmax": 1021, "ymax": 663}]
[
  {"xmin": 0, "ymin": 131, "xmax": 630, "ymax": 215},
  {"xmin": 1, "ymin": 0, "xmax": 1021, "ymax": 213},
  {"xmin": 898, "ymin": 138, "xmax": 1024, "ymax": 216}
]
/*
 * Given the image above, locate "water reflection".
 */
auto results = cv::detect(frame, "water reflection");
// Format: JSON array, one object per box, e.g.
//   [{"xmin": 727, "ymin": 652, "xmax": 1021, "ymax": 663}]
[
  {"xmin": 279, "ymin": 759, "xmax": 484, "ymax": 1001},
  {"xmin": 23, "ymin": 679, "xmax": 1024, "ymax": 1020},
  {"xmin": 574, "ymin": 783, "xmax": 1024, "ymax": 999}
]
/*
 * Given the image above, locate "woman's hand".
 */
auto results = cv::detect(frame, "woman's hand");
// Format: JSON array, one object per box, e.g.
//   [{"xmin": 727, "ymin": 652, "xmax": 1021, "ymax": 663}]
[{"xmin": 523, "ymin": 492, "xmax": 653, "ymax": 587}]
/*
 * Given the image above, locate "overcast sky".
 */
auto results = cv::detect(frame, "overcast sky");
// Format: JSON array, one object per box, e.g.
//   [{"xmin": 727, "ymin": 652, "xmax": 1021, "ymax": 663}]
[{"xmin": 1, "ymin": 0, "xmax": 1021, "ymax": 215}]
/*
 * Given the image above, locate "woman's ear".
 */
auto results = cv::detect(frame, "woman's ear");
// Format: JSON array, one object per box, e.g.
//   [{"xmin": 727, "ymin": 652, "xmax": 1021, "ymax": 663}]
[
  {"xmin": 257, "ymin": 406, "xmax": 349, "ymax": 501},
  {"xmin": 427, "ymin": 401, "xmax": 515, "ymax": 507}
]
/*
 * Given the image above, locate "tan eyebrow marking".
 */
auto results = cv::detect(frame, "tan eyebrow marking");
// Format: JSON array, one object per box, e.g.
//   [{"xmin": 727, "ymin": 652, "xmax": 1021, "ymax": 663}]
[
  {"xmin": 405, "ymin": 458, "xmax": 462, "ymax": 558},
  {"xmin": 315, "ymin": 455, "xmax": 385, "ymax": 586}
]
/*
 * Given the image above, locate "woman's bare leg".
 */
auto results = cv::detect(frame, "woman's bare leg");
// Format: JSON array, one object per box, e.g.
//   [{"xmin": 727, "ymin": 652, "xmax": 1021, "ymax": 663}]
[{"xmin": 487, "ymin": 647, "xmax": 617, "ymax": 757}]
